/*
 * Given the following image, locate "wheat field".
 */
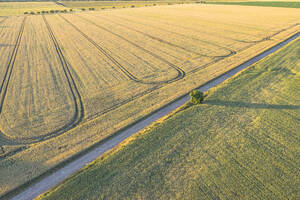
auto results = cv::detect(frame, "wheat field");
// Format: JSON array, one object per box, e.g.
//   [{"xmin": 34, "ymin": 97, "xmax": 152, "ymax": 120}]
[{"xmin": 0, "ymin": 3, "xmax": 299, "ymax": 197}]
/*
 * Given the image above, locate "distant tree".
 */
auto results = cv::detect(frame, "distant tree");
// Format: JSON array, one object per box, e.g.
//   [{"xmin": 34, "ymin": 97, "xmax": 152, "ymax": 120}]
[
  {"xmin": 30, "ymin": 11, "xmax": 35, "ymax": 15},
  {"xmin": 50, "ymin": 10, "xmax": 55, "ymax": 13},
  {"xmin": 131, "ymin": 5, "xmax": 135, "ymax": 8},
  {"xmin": 89, "ymin": 8, "xmax": 95, "ymax": 10},
  {"xmin": 81, "ymin": 8, "xmax": 86, "ymax": 11},
  {"xmin": 112, "ymin": 6, "xmax": 115, "ymax": 9},
  {"xmin": 70, "ymin": 9, "xmax": 73, "ymax": 12},
  {"xmin": 24, "ymin": 11, "xmax": 28, "ymax": 15},
  {"xmin": 189, "ymin": 90, "xmax": 204, "ymax": 104},
  {"xmin": 37, "ymin": 11, "xmax": 40, "ymax": 14},
  {"xmin": 41, "ymin": 10, "xmax": 46, "ymax": 14}
]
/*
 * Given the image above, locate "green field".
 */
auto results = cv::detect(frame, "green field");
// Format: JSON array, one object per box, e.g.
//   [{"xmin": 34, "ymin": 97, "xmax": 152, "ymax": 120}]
[
  {"xmin": 207, "ymin": 1, "xmax": 300, "ymax": 8},
  {"xmin": 58, "ymin": 1, "xmax": 194, "ymax": 10},
  {"xmin": 0, "ymin": 2, "xmax": 66, "ymax": 16},
  {"xmin": 38, "ymin": 38, "xmax": 300, "ymax": 200}
]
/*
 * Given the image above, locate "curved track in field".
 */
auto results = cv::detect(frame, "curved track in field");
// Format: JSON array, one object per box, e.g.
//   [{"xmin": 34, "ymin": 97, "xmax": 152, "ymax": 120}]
[
  {"xmin": 0, "ymin": 16, "xmax": 84, "ymax": 151},
  {"xmin": 1, "ymin": 15, "xmax": 298, "ymax": 160},
  {"xmin": 115, "ymin": 14, "xmax": 299, "ymax": 45},
  {"xmin": 6, "ymin": 30, "xmax": 300, "ymax": 200},
  {"xmin": 71, "ymin": 15, "xmax": 186, "ymax": 85},
  {"xmin": 59, "ymin": 15, "xmax": 183, "ymax": 85},
  {"xmin": 96, "ymin": 14, "xmax": 236, "ymax": 58},
  {"xmin": 0, "ymin": 17, "xmax": 27, "ymax": 146}
]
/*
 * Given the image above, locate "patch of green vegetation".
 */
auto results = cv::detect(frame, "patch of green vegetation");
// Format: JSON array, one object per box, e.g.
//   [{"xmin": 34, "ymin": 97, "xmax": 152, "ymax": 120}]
[
  {"xmin": 0, "ymin": 2, "xmax": 65, "ymax": 16},
  {"xmin": 207, "ymin": 1, "xmax": 300, "ymax": 8},
  {"xmin": 59, "ymin": 1, "xmax": 195, "ymax": 11},
  {"xmin": 38, "ymin": 39, "xmax": 300, "ymax": 199}
]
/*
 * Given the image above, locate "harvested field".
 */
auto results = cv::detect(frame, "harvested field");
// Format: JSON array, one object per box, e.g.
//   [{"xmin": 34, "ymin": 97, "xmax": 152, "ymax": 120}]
[{"xmin": 0, "ymin": 3, "xmax": 299, "ymax": 197}]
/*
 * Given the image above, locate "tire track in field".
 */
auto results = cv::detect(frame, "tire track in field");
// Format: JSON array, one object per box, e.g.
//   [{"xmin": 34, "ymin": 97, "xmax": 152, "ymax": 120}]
[
  {"xmin": 58, "ymin": 15, "xmax": 146, "ymax": 84},
  {"xmin": 0, "ymin": 17, "xmax": 26, "ymax": 114},
  {"xmin": 97, "ymin": 14, "xmax": 236, "ymax": 58},
  {"xmin": 113, "ymin": 14, "xmax": 297, "ymax": 45},
  {"xmin": 0, "ymin": 16, "xmax": 84, "ymax": 149},
  {"xmin": 102, "ymin": 14, "xmax": 244, "ymax": 51},
  {"xmin": 0, "ymin": 17, "xmax": 27, "ymax": 153},
  {"xmin": 71, "ymin": 14, "xmax": 185, "ymax": 84}
]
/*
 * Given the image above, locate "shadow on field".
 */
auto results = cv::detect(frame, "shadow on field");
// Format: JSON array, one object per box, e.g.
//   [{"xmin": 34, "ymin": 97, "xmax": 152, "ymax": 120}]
[{"xmin": 205, "ymin": 100, "xmax": 300, "ymax": 110}]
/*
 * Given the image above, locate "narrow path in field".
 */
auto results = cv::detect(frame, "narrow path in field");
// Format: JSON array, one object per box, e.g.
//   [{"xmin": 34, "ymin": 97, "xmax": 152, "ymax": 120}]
[
  {"xmin": 59, "ymin": 15, "xmax": 183, "ymax": 85},
  {"xmin": 73, "ymin": 14, "xmax": 186, "ymax": 84},
  {"xmin": 95, "ymin": 13, "xmax": 236, "ymax": 58},
  {"xmin": 92, "ymin": 14, "xmax": 235, "ymax": 58},
  {"xmin": 0, "ymin": 16, "xmax": 84, "ymax": 151},
  {"xmin": 6, "ymin": 30, "xmax": 299, "ymax": 200},
  {"xmin": 114, "ymin": 14, "xmax": 298, "ymax": 44},
  {"xmin": 0, "ymin": 17, "xmax": 26, "ymax": 146}
]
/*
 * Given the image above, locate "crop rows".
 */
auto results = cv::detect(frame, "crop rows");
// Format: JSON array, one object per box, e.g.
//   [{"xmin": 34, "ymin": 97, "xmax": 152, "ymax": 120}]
[{"xmin": 0, "ymin": 4, "xmax": 299, "ymax": 197}]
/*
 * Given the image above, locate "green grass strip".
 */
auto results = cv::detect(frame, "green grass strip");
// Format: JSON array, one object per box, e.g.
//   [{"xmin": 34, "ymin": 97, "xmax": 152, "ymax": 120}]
[{"xmin": 207, "ymin": 1, "xmax": 300, "ymax": 8}]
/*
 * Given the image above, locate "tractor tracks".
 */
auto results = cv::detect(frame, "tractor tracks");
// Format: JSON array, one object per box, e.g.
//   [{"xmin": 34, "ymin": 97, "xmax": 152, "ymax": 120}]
[
  {"xmin": 0, "ymin": 15, "xmax": 84, "ymax": 151},
  {"xmin": 0, "ymin": 17, "xmax": 26, "ymax": 114},
  {"xmin": 72, "ymin": 15, "xmax": 185, "ymax": 84},
  {"xmin": 0, "ymin": 17, "xmax": 27, "ymax": 158},
  {"xmin": 95, "ymin": 15, "xmax": 233, "ymax": 58},
  {"xmin": 59, "ymin": 15, "xmax": 148, "ymax": 84},
  {"xmin": 97, "ymin": 14, "xmax": 236, "ymax": 58}
]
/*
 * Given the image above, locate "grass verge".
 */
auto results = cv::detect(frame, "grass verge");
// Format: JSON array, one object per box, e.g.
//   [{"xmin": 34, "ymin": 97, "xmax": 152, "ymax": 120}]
[{"xmin": 207, "ymin": 1, "xmax": 300, "ymax": 8}]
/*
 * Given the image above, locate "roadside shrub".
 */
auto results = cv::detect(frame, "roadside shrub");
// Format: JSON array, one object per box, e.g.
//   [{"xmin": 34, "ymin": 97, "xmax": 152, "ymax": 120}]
[
  {"xmin": 101, "ymin": 8, "xmax": 105, "ymax": 10},
  {"xmin": 153, "ymin": 3, "xmax": 156, "ymax": 6},
  {"xmin": 112, "ymin": 6, "xmax": 115, "ymax": 9},
  {"xmin": 81, "ymin": 8, "xmax": 86, "ymax": 11},
  {"xmin": 37, "ymin": 11, "xmax": 40, "ymax": 14},
  {"xmin": 50, "ymin": 10, "xmax": 54, "ymax": 13},
  {"xmin": 64, "ymin": 9, "xmax": 67, "ymax": 13},
  {"xmin": 131, "ymin": 5, "xmax": 135, "ymax": 8},
  {"xmin": 89, "ymin": 8, "xmax": 95, "ymax": 10},
  {"xmin": 30, "ymin": 11, "xmax": 35, "ymax": 15},
  {"xmin": 70, "ymin": 9, "xmax": 73, "ymax": 12},
  {"xmin": 41, "ymin": 11, "xmax": 46, "ymax": 14},
  {"xmin": 24, "ymin": 12, "xmax": 28, "ymax": 15},
  {"xmin": 189, "ymin": 90, "xmax": 204, "ymax": 104},
  {"xmin": 55, "ymin": 10, "xmax": 59, "ymax": 13},
  {"xmin": 45, "ymin": 11, "xmax": 49, "ymax": 14}
]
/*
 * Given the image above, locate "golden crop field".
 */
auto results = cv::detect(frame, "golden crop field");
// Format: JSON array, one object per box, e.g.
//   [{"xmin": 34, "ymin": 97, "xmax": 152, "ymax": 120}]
[{"xmin": 0, "ymin": 3, "xmax": 299, "ymax": 197}]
